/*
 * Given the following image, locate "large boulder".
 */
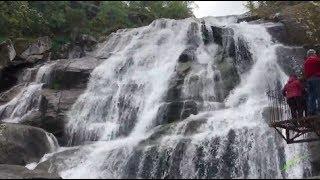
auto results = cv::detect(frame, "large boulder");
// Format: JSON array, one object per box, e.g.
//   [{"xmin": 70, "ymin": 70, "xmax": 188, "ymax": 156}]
[
  {"xmin": 21, "ymin": 88, "xmax": 84, "ymax": 144},
  {"xmin": 0, "ymin": 164, "xmax": 61, "ymax": 179},
  {"xmin": 0, "ymin": 39, "xmax": 16, "ymax": 67},
  {"xmin": 20, "ymin": 36, "xmax": 52, "ymax": 63},
  {"xmin": 0, "ymin": 123, "xmax": 58, "ymax": 165},
  {"xmin": 35, "ymin": 146, "xmax": 85, "ymax": 175},
  {"xmin": 49, "ymin": 57, "xmax": 100, "ymax": 90},
  {"xmin": 19, "ymin": 57, "xmax": 100, "ymax": 144},
  {"xmin": 0, "ymin": 84, "xmax": 24, "ymax": 105}
]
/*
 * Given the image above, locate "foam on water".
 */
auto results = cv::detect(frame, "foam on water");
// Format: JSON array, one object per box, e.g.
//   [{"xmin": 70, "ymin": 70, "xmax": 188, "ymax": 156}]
[{"xmin": 27, "ymin": 17, "xmax": 312, "ymax": 178}]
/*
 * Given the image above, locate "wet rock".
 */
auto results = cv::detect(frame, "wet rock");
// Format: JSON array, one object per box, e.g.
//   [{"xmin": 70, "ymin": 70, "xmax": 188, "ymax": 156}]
[
  {"xmin": 178, "ymin": 47, "xmax": 196, "ymax": 63},
  {"xmin": 0, "ymin": 164, "xmax": 61, "ymax": 179},
  {"xmin": 222, "ymin": 29, "xmax": 235, "ymax": 58},
  {"xmin": 211, "ymin": 26, "xmax": 223, "ymax": 46},
  {"xmin": 122, "ymin": 149, "xmax": 143, "ymax": 178},
  {"xmin": 211, "ymin": 25, "xmax": 237, "ymax": 59},
  {"xmin": 21, "ymin": 88, "xmax": 84, "ymax": 144},
  {"xmin": 183, "ymin": 118, "xmax": 207, "ymax": 136},
  {"xmin": 141, "ymin": 123, "xmax": 175, "ymax": 146},
  {"xmin": 165, "ymin": 139, "xmax": 190, "ymax": 179},
  {"xmin": 49, "ymin": 57, "xmax": 100, "ymax": 90},
  {"xmin": 0, "ymin": 39, "xmax": 16, "ymax": 67},
  {"xmin": 0, "ymin": 123, "xmax": 56, "ymax": 165},
  {"xmin": 0, "ymin": 84, "xmax": 24, "ymax": 105},
  {"xmin": 234, "ymin": 37, "xmax": 253, "ymax": 74},
  {"xmin": 35, "ymin": 147, "xmax": 83, "ymax": 174},
  {"xmin": 155, "ymin": 100, "xmax": 198, "ymax": 126},
  {"xmin": 216, "ymin": 56, "xmax": 240, "ymax": 97},
  {"xmin": 165, "ymin": 47, "xmax": 197, "ymax": 102},
  {"xmin": 186, "ymin": 22, "xmax": 201, "ymax": 47}
]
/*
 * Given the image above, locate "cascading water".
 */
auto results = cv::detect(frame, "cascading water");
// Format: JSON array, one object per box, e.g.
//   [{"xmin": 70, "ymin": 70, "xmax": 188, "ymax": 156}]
[
  {"xmin": 0, "ymin": 62, "xmax": 60, "ymax": 166},
  {"xmin": 0, "ymin": 62, "xmax": 56, "ymax": 123},
  {"xmin": 31, "ymin": 17, "xmax": 312, "ymax": 178}
]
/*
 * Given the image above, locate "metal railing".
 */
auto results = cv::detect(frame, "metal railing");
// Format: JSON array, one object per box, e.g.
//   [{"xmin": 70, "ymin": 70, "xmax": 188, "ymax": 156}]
[{"xmin": 266, "ymin": 89, "xmax": 292, "ymax": 125}]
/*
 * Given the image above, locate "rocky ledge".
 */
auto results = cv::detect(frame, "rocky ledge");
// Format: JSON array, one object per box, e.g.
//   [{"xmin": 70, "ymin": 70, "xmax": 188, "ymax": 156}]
[{"xmin": 0, "ymin": 164, "xmax": 61, "ymax": 179}]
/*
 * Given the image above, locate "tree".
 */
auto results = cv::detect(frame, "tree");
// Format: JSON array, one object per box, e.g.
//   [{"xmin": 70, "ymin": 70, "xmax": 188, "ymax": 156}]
[
  {"xmin": 0, "ymin": 1, "xmax": 45, "ymax": 37},
  {"xmin": 0, "ymin": 1, "xmax": 195, "ymax": 40}
]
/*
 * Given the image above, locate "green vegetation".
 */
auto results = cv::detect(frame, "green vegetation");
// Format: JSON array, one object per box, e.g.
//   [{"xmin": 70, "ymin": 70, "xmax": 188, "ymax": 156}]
[
  {"xmin": 0, "ymin": 1, "xmax": 195, "ymax": 43},
  {"xmin": 245, "ymin": 1, "xmax": 320, "ymax": 44},
  {"xmin": 281, "ymin": 154, "xmax": 309, "ymax": 172},
  {"xmin": 245, "ymin": 1, "xmax": 302, "ymax": 18}
]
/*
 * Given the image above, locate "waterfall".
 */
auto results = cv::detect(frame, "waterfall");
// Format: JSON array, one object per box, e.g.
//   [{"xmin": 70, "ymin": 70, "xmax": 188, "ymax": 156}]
[
  {"xmin": 0, "ymin": 62, "xmax": 56, "ymax": 123},
  {"xmin": 30, "ymin": 17, "xmax": 311, "ymax": 178},
  {"xmin": 65, "ymin": 19, "xmax": 192, "ymax": 144}
]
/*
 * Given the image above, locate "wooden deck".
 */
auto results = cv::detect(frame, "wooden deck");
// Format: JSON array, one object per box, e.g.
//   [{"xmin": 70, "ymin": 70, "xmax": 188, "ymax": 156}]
[{"xmin": 269, "ymin": 115, "xmax": 320, "ymax": 144}]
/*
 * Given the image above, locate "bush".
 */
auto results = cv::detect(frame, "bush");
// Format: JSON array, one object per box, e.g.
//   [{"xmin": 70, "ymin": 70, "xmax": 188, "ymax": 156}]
[
  {"xmin": 0, "ymin": 1, "xmax": 195, "ymax": 50},
  {"xmin": 245, "ymin": 1, "xmax": 320, "ymax": 44}
]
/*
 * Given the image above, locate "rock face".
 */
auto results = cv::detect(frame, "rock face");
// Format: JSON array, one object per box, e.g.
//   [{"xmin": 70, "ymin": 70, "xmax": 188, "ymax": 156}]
[
  {"xmin": 0, "ymin": 123, "xmax": 57, "ymax": 165},
  {"xmin": 210, "ymin": 25, "xmax": 242, "ymax": 98},
  {"xmin": 264, "ymin": 22, "xmax": 289, "ymax": 45},
  {"xmin": 21, "ymin": 57, "xmax": 100, "ymax": 144},
  {"xmin": 157, "ymin": 24, "xmax": 200, "ymax": 126},
  {"xmin": 20, "ymin": 36, "xmax": 52, "ymax": 63},
  {"xmin": 68, "ymin": 34, "xmax": 98, "ymax": 59},
  {"xmin": 35, "ymin": 147, "xmax": 84, "ymax": 174},
  {"xmin": 48, "ymin": 57, "xmax": 99, "ymax": 90},
  {"xmin": 0, "ymin": 39, "xmax": 16, "ymax": 67},
  {"xmin": 21, "ymin": 88, "xmax": 84, "ymax": 143},
  {"xmin": 275, "ymin": 46, "xmax": 306, "ymax": 76},
  {"xmin": 0, "ymin": 164, "xmax": 61, "ymax": 179},
  {"xmin": 0, "ymin": 84, "xmax": 24, "ymax": 106}
]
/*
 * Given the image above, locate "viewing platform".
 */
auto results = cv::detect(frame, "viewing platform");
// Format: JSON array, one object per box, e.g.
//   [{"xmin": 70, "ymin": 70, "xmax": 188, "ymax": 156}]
[
  {"xmin": 267, "ymin": 89, "xmax": 320, "ymax": 144},
  {"xmin": 269, "ymin": 115, "xmax": 320, "ymax": 144}
]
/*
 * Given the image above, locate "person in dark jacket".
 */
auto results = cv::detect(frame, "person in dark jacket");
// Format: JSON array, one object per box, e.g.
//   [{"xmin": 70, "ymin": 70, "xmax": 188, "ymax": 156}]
[
  {"xmin": 304, "ymin": 49, "xmax": 320, "ymax": 116},
  {"xmin": 282, "ymin": 75, "xmax": 304, "ymax": 119}
]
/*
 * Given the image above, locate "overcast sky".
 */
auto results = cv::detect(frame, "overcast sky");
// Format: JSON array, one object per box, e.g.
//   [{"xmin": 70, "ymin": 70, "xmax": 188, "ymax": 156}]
[{"xmin": 193, "ymin": 1, "xmax": 248, "ymax": 18}]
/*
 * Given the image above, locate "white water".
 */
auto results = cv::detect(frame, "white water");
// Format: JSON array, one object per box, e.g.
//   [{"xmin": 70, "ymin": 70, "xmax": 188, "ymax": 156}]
[
  {"xmin": 0, "ymin": 62, "xmax": 56, "ymax": 123},
  {"xmin": 27, "ymin": 17, "xmax": 311, "ymax": 178},
  {"xmin": 66, "ymin": 18, "xmax": 192, "ymax": 144},
  {"xmin": 0, "ymin": 62, "xmax": 60, "ymax": 171}
]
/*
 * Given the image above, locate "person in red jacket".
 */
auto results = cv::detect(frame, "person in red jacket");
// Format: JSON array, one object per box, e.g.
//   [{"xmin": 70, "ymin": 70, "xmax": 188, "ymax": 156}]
[
  {"xmin": 282, "ymin": 75, "xmax": 304, "ymax": 119},
  {"xmin": 304, "ymin": 49, "xmax": 320, "ymax": 116}
]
